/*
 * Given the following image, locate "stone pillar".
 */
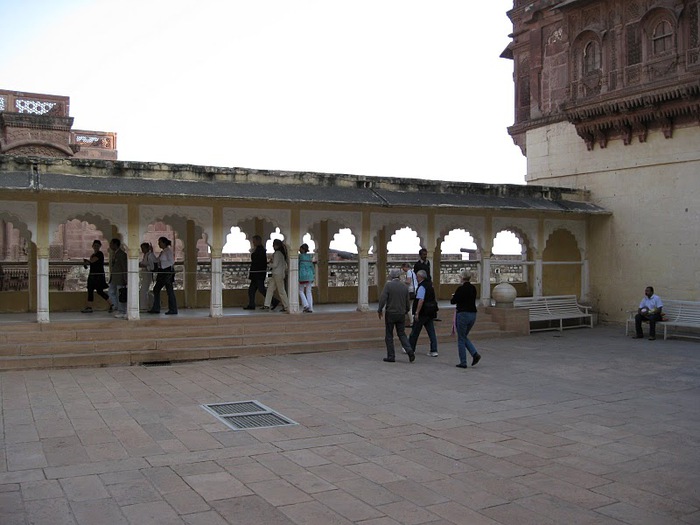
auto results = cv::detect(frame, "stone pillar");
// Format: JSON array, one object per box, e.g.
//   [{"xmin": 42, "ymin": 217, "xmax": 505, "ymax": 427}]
[
  {"xmin": 430, "ymin": 246, "xmax": 441, "ymax": 296},
  {"xmin": 318, "ymin": 220, "xmax": 329, "ymax": 304},
  {"xmin": 288, "ymin": 254, "xmax": 299, "ymax": 313},
  {"xmin": 210, "ymin": 249, "xmax": 223, "ymax": 317},
  {"xmin": 521, "ymin": 248, "xmax": 529, "ymax": 288},
  {"xmin": 534, "ymin": 256, "xmax": 543, "ymax": 297},
  {"xmin": 376, "ymin": 228, "xmax": 387, "ymax": 291},
  {"xmin": 126, "ymin": 250, "xmax": 140, "ymax": 320},
  {"xmin": 36, "ymin": 202, "xmax": 50, "ymax": 323},
  {"xmin": 185, "ymin": 220, "xmax": 197, "ymax": 308},
  {"xmin": 288, "ymin": 210, "xmax": 300, "ymax": 313},
  {"xmin": 37, "ymin": 251, "xmax": 50, "ymax": 323},
  {"xmin": 580, "ymin": 258, "xmax": 590, "ymax": 302},
  {"xmin": 357, "ymin": 249, "xmax": 370, "ymax": 311},
  {"xmin": 127, "ymin": 204, "xmax": 140, "ymax": 320},
  {"xmin": 480, "ymin": 253, "xmax": 491, "ymax": 306}
]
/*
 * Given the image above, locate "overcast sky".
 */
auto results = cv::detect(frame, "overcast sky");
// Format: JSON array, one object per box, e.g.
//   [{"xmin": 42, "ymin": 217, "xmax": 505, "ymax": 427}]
[{"xmin": 1, "ymin": 0, "xmax": 525, "ymax": 186}]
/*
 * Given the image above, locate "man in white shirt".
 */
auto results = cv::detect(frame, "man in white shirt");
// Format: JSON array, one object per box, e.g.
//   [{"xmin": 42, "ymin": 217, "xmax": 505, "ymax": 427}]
[{"xmin": 634, "ymin": 286, "xmax": 663, "ymax": 340}]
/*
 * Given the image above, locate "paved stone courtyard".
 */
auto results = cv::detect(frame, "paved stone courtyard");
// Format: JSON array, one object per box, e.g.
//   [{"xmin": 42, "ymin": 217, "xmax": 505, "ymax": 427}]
[{"xmin": 1, "ymin": 326, "xmax": 698, "ymax": 524}]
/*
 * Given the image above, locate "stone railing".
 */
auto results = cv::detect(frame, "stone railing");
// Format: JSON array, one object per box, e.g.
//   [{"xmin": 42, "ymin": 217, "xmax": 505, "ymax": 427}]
[
  {"xmin": 0, "ymin": 90, "xmax": 69, "ymax": 117},
  {"xmin": 70, "ymin": 130, "xmax": 117, "ymax": 150}
]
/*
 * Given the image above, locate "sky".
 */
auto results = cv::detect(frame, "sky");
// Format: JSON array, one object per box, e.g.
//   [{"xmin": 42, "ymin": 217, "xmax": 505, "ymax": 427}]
[{"xmin": 1, "ymin": 0, "xmax": 525, "ymax": 185}]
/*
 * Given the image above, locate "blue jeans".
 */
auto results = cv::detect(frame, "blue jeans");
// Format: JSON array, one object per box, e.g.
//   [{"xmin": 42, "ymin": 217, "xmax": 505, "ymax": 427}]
[
  {"xmin": 108, "ymin": 282, "xmax": 126, "ymax": 313},
  {"xmin": 456, "ymin": 311, "xmax": 478, "ymax": 365},
  {"xmin": 409, "ymin": 316, "xmax": 438, "ymax": 353}
]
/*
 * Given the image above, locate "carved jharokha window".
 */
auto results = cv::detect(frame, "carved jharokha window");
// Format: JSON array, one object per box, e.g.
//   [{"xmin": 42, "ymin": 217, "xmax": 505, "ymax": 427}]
[
  {"xmin": 652, "ymin": 20, "xmax": 674, "ymax": 55},
  {"xmin": 583, "ymin": 41, "xmax": 601, "ymax": 74}
]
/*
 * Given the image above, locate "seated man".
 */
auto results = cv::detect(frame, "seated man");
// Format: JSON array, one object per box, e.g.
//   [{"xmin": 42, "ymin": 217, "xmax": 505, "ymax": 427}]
[{"xmin": 634, "ymin": 286, "xmax": 663, "ymax": 340}]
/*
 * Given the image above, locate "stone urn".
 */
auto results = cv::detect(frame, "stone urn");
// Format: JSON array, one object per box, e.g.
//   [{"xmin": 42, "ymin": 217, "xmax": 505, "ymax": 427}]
[{"xmin": 492, "ymin": 282, "xmax": 517, "ymax": 308}]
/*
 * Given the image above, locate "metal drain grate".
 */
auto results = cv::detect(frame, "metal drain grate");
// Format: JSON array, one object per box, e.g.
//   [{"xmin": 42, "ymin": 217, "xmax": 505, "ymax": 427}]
[{"xmin": 202, "ymin": 401, "xmax": 297, "ymax": 431}]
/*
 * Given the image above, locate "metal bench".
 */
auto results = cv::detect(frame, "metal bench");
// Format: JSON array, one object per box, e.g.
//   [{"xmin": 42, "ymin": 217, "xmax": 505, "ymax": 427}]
[{"xmin": 514, "ymin": 295, "xmax": 593, "ymax": 333}]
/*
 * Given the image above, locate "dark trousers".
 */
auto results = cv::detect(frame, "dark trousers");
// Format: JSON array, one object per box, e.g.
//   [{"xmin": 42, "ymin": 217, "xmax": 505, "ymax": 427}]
[
  {"xmin": 87, "ymin": 278, "xmax": 109, "ymax": 303},
  {"xmin": 247, "ymin": 275, "xmax": 279, "ymax": 308},
  {"xmin": 409, "ymin": 316, "xmax": 438, "ymax": 353},
  {"xmin": 385, "ymin": 312, "xmax": 412, "ymax": 360},
  {"xmin": 635, "ymin": 313, "xmax": 661, "ymax": 337},
  {"xmin": 152, "ymin": 271, "xmax": 177, "ymax": 313}
]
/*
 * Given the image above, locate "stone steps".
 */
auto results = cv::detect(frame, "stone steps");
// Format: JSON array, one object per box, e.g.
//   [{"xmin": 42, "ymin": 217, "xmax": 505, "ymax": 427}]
[{"xmin": 0, "ymin": 309, "xmax": 515, "ymax": 370}]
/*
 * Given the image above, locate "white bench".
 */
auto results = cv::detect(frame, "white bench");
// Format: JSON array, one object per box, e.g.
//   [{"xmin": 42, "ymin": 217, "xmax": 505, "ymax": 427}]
[
  {"xmin": 514, "ymin": 295, "xmax": 593, "ymax": 333},
  {"xmin": 663, "ymin": 301, "xmax": 700, "ymax": 340}
]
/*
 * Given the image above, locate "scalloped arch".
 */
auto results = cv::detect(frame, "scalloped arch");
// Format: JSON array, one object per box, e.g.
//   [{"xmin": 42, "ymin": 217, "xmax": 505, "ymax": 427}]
[
  {"xmin": 141, "ymin": 205, "xmax": 213, "ymax": 246},
  {"xmin": 371, "ymin": 212, "xmax": 428, "ymax": 251},
  {"xmin": 544, "ymin": 219, "xmax": 586, "ymax": 257},
  {"xmin": 223, "ymin": 207, "xmax": 291, "ymax": 243},
  {"xmin": 435, "ymin": 215, "xmax": 486, "ymax": 251},
  {"xmin": 50, "ymin": 203, "xmax": 127, "ymax": 245},
  {"xmin": 0, "ymin": 201, "xmax": 36, "ymax": 243},
  {"xmin": 492, "ymin": 217, "xmax": 538, "ymax": 253},
  {"xmin": 300, "ymin": 210, "xmax": 363, "ymax": 249}
]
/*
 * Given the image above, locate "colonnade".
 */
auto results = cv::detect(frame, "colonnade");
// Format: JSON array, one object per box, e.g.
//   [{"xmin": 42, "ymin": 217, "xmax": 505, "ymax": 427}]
[{"xmin": 1, "ymin": 199, "xmax": 591, "ymax": 323}]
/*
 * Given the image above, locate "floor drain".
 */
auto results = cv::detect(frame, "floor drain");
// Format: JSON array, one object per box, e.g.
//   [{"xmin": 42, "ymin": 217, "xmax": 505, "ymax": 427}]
[
  {"xmin": 202, "ymin": 400, "xmax": 297, "ymax": 430},
  {"xmin": 141, "ymin": 361, "xmax": 172, "ymax": 367}
]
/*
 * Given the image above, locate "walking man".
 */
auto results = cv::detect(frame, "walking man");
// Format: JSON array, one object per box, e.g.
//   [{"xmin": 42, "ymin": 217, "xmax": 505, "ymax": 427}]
[
  {"xmin": 378, "ymin": 268, "xmax": 415, "ymax": 363},
  {"xmin": 409, "ymin": 270, "xmax": 439, "ymax": 356}
]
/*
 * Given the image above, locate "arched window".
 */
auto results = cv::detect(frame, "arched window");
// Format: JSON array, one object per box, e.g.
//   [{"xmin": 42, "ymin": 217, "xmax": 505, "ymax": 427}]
[
  {"xmin": 652, "ymin": 20, "xmax": 674, "ymax": 55},
  {"xmin": 583, "ymin": 41, "xmax": 601, "ymax": 74}
]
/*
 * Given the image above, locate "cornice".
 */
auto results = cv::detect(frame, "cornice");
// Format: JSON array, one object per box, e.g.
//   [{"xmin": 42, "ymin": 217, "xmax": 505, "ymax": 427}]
[{"xmin": 564, "ymin": 81, "xmax": 700, "ymax": 149}]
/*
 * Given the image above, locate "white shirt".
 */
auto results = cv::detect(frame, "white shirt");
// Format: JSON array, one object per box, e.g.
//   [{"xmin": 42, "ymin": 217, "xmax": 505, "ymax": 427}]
[
  {"xmin": 158, "ymin": 246, "xmax": 175, "ymax": 269},
  {"xmin": 405, "ymin": 269, "xmax": 417, "ymax": 292},
  {"xmin": 639, "ymin": 294, "xmax": 663, "ymax": 310}
]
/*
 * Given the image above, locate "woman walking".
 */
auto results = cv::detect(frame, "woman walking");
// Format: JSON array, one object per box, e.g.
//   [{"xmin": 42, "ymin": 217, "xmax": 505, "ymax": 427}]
[
  {"xmin": 263, "ymin": 239, "xmax": 290, "ymax": 312},
  {"xmin": 81, "ymin": 240, "xmax": 111, "ymax": 313},
  {"xmin": 451, "ymin": 270, "xmax": 481, "ymax": 368},
  {"xmin": 298, "ymin": 243, "xmax": 315, "ymax": 312}
]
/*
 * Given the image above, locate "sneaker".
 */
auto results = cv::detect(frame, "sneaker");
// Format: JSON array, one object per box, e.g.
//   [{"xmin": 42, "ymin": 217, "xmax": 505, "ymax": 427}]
[
  {"xmin": 456, "ymin": 363, "xmax": 468, "ymax": 369},
  {"xmin": 648, "ymin": 336, "xmax": 656, "ymax": 341},
  {"xmin": 471, "ymin": 353, "xmax": 481, "ymax": 366},
  {"xmin": 113, "ymin": 313, "xmax": 126, "ymax": 319},
  {"xmin": 428, "ymin": 352, "xmax": 438, "ymax": 357},
  {"xmin": 108, "ymin": 305, "xmax": 114, "ymax": 313},
  {"xmin": 408, "ymin": 352, "xmax": 415, "ymax": 363},
  {"xmin": 260, "ymin": 306, "xmax": 270, "ymax": 310},
  {"xmin": 383, "ymin": 358, "xmax": 395, "ymax": 363},
  {"xmin": 81, "ymin": 307, "xmax": 93, "ymax": 313},
  {"xmin": 243, "ymin": 306, "xmax": 256, "ymax": 310}
]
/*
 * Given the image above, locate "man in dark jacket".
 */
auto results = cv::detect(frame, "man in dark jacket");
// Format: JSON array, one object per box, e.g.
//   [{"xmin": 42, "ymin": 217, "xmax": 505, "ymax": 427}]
[
  {"xmin": 413, "ymin": 248, "xmax": 431, "ymax": 281},
  {"xmin": 409, "ymin": 270, "xmax": 439, "ymax": 357},
  {"xmin": 244, "ymin": 235, "xmax": 277, "ymax": 309},
  {"xmin": 378, "ymin": 268, "xmax": 415, "ymax": 363}
]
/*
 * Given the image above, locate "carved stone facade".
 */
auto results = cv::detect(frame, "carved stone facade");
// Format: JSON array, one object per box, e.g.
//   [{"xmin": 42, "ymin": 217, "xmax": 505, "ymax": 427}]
[
  {"xmin": 505, "ymin": 0, "xmax": 700, "ymax": 152},
  {"xmin": 0, "ymin": 89, "xmax": 117, "ymax": 160}
]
